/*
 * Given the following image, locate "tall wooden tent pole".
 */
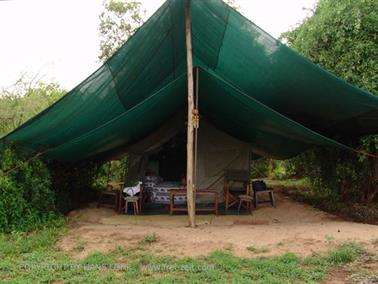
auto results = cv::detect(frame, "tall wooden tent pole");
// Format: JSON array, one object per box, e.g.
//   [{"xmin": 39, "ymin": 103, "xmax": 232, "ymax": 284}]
[{"xmin": 185, "ymin": 0, "xmax": 196, "ymax": 228}]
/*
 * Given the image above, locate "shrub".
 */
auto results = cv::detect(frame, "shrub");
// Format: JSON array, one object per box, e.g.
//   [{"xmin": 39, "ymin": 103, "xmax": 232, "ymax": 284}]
[
  {"xmin": 49, "ymin": 160, "xmax": 99, "ymax": 214},
  {"xmin": 0, "ymin": 143, "xmax": 59, "ymax": 232},
  {"xmin": 281, "ymin": 0, "xmax": 378, "ymax": 204}
]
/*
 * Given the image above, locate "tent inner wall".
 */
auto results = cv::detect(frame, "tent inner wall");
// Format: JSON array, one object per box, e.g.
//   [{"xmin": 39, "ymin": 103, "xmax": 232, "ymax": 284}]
[
  {"xmin": 196, "ymin": 119, "xmax": 250, "ymax": 202},
  {"xmin": 126, "ymin": 118, "xmax": 251, "ymax": 204}
]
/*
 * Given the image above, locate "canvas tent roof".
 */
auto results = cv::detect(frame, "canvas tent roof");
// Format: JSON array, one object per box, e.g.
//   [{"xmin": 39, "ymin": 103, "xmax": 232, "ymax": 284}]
[{"xmin": 1, "ymin": 0, "xmax": 378, "ymax": 161}]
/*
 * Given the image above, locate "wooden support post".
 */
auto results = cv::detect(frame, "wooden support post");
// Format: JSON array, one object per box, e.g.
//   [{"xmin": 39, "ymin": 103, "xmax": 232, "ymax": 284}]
[{"xmin": 185, "ymin": 0, "xmax": 196, "ymax": 228}]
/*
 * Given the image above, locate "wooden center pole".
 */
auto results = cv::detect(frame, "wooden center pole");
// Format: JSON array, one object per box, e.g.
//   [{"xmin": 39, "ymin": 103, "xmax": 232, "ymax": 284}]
[{"xmin": 185, "ymin": 0, "xmax": 196, "ymax": 228}]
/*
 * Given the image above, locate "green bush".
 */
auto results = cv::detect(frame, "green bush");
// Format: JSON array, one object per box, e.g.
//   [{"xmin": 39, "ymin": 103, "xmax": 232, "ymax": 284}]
[
  {"xmin": 252, "ymin": 159, "xmax": 298, "ymax": 180},
  {"xmin": 48, "ymin": 157, "xmax": 128, "ymax": 214},
  {"xmin": 250, "ymin": 158, "xmax": 269, "ymax": 178},
  {"xmin": 92, "ymin": 157, "xmax": 128, "ymax": 190},
  {"xmin": 288, "ymin": 144, "xmax": 377, "ymax": 203},
  {"xmin": 49, "ymin": 160, "xmax": 100, "ymax": 213},
  {"xmin": 0, "ymin": 143, "xmax": 59, "ymax": 232},
  {"xmin": 281, "ymin": 0, "xmax": 378, "ymax": 204}
]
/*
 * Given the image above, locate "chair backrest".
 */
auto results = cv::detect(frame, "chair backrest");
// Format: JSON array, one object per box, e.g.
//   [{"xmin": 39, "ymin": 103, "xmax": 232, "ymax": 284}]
[
  {"xmin": 107, "ymin": 181, "xmax": 121, "ymax": 191},
  {"xmin": 224, "ymin": 169, "xmax": 249, "ymax": 183},
  {"xmin": 252, "ymin": 180, "xmax": 267, "ymax": 191}
]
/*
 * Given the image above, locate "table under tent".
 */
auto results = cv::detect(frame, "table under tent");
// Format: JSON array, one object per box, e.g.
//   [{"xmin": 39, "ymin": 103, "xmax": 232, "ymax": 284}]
[{"xmin": 1, "ymin": 0, "xmax": 378, "ymax": 225}]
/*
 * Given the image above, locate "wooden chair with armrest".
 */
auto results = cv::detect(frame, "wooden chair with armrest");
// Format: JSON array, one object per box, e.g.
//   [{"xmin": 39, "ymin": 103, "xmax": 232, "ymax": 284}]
[
  {"xmin": 97, "ymin": 182, "xmax": 121, "ymax": 210},
  {"xmin": 223, "ymin": 169, "xmax": 251, "ymax": 211}
]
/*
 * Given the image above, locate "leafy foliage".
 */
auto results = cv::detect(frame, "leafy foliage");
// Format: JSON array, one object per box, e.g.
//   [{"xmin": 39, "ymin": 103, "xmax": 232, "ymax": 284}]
[
  {"xmin": 0, "ymin": 75, "xmax": 65, "ymax": 137},
  {"xmin": 49, "ymin": 160, "xmax": 102, "ymax": 214},
  {"xmin": 0, "ymin": 76, "xmax": 67, "ymax": 231},
  {"xmin": 281, "ymin": 0, "xmax": 378, "ymax": 93},
  {"xmin": 93, "ymin": 158, "xmax": 128, "ymax": 189},
  {"xmin": 280, "ymin": 0, "xmax": 378, "ymax": 203},
  {"xmin": 0, "ymin": 143, "xmax": 60, "ymax": 232},
  {"xmin": 98, "ymin": 0, "xmax": 144, "ymax": 62},
  {"xmin": 97, "ymin": 0, "xmax": 239, "ymax": 63},
  {"xmin": 0, "ymin": 74, "xmax": 127, "ymax": 217},
  {"xmin": 250, "ymin": 158, "xmax": 269, "ymax": 178},
  {"xmin": 49, "ymin": 157, "xmax": 128, "ymax": 214}
]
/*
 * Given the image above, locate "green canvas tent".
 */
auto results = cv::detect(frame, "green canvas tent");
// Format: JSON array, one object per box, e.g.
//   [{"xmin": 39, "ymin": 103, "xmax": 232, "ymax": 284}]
[{"xmin": 1, "ymin": 0, "xmax": 377, "ymax": 162}]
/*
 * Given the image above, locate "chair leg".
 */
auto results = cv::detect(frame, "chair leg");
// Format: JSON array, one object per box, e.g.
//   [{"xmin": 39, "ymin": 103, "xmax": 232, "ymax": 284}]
[
  {"xmin": 238, "ymin": 199, "xmax": 242, "ymax": 215},
  {"xmin": 117, "ymin": 192, "xmax": 121, "ymax": 212},
  {"xmin": 119, "ymin": 198, "xmax": 124, "ymax": 213},
  {"xmin": 97, "ymin": 193, "xmax": 103, "ymax": 208},
  {"xmin": 225, "ymin": 192, "xmax": 229, "ymax": 212},
  {"xmin": 135, "ymin": 201, "xmax": 139, "ymax": 215},
  {"xmin": 270, "ymin": 192, "xmax": 275, "ymax": 207},
  {"xmin": 125, "ymin": 201, "xmax": 128, "ymax": 214}
]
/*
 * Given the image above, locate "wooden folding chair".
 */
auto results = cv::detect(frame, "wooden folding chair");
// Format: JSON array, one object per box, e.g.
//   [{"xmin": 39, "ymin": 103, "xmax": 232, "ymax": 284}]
[
  {"xmin": 97, "ymin": 183, "xmax": 120, "ymax": 210},
  {"xmin": 223, "ymin": 170, "xmax": 250, "ymax": 211}
]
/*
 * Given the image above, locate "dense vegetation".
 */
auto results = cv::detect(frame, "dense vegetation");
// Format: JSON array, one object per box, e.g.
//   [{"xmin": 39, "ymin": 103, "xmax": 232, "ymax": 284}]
[
  {"xmin": 0, "ymin": 76, "xmax": 65, "ymax": 137},
  {"xmin": 0, "ymin": 143, "xmax": 61, "ymax": 232},
  {"xmin": 0, "ymin": 79, "xmax": 65, "ymax": 232},
  {"xmin": 275, "ymin": 0, "xmax": 378, "ymax": 203},
  {"xmin": 0, "ymin": 75, "xmax": 129, "ymax": 230}
]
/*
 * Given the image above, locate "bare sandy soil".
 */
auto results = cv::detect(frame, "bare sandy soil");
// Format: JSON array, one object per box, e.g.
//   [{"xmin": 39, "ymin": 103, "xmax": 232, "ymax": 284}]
[{"xmin": 59, "ymin": 193, "xmax": 378, "ymax": 261}]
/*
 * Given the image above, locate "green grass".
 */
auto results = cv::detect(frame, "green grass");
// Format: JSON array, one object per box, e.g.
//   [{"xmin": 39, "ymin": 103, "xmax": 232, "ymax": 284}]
[
  {"xmin": 265, "ymin": 178, "xmax": 310, "ymax": 188},
  {"xmin": 139, "ymin": 233, "xmax": 158, "ymax": 245},
  {"xmin": 246, "ymin": 245, "xmax": 270, "ymax": 254},
  {"xmin": 0, "ymin": 226, "xmax": 367, "ymax": 283},
  {"xmin": 326, "ymin": 242, "xmax": 362, "ymax": 265}
]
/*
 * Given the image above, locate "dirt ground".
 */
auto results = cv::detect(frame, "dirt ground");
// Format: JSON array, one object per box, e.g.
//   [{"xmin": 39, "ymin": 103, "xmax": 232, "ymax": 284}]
[{"xmin": 59, "ymin": 193, "xmax": 378, "ymax": 263}]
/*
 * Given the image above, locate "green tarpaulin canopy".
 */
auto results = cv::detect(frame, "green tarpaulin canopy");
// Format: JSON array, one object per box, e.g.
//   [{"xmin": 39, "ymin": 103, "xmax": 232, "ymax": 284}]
[{"xmin": 1, "ymin": 0, "xmax": 377, "ymax": 161}]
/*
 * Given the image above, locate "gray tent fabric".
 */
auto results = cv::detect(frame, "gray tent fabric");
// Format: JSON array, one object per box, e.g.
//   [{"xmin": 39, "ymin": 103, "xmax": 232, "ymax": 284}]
[{"xmin": 196, "ymin": 119, "xmax": 250, "ymax": 196}]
